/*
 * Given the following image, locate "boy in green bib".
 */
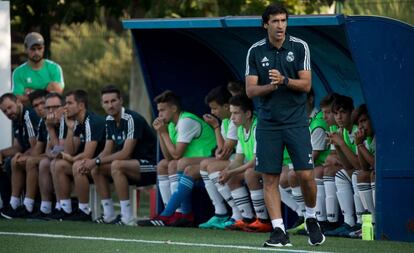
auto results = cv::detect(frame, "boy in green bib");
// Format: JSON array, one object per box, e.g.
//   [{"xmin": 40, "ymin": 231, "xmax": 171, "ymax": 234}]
[
  {"xmin": 318, "ymin": 93, "xmax": 342, "ymax": 232},
  {"xmin": 217, "ymin": 95, "xmax": 272, "ymax": 233},
  {"xmin": 354, "ymin": 104, "xmax": 376, "ymax": 225},
  {"xmin": 138, "ymin": 90, "xmax": 216, "ymax": 227},
  {"xmin": 325, "ymin": 95, "xmax": 363, "ymax": 237},
  {"xmin": 198, "ymin": 86, "xmax": 241, "ymax": 229}
]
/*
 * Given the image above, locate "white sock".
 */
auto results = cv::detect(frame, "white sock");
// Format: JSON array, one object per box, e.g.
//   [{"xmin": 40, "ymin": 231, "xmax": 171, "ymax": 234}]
[
  {"xmin": 271, "ymin": 218, "xmax": 286, "ymax": 233},
  {"xmin": 315, "ymin": 178, "xmax": 327, "ymax": 222},
  {"xmin": 358, "ymin": 183, "xmax": 375, "ymax": 222},
  {"xmin": 324, "ymin": 176, "xmax": 339, "ymax": 222},
  {"xmin": 120, "ymin": 200, "xmax": 133, "ymax": 221},
  {"xmin": 40, "ymin": 201, "xmax": 52, "ymax": 214},
  {"xmin": 60, "ymin": 199, "xmax": 72, "ymax": 214},
  {"xmin": 55, "ymin": 201, "xmax": 61, "ymax": 211},
  {"xmin": 23, "ymin": 197, "xmax": 35, "ymax": 212},
  {"xmin": 201, "ymin": 170, "xmax": 227, "ymax": 216},
  {"xmin": 231, "ymin": 187, "xmax": 254, "ymax": 220},
  {"xmin": 371, "ymin": 182, "xmax": 376, "ymax": 208},
  {"xmin": 10, "ymin": 196, "xmax": 21, "ymax": 210},
  {"xmin": 250, "ymin": 189, "xmax": 268, "ymax": 220},
  {"xmin": 279, "ymin": 186, "xmax": 300, "ymax": 216},
  {"xmin": 169, "ymin": 174, "xmax": 179, "ymax": 193},
  {"xmin": 352, "ymin": 172, "xmax": 364, "ymax": 224},
  {"xmin": 79, "ymin": 203, "xmax": 90, "ymax": 215},
  {"xmin": 305, "ymin": 206, "xmax": 316, "ymax": 220},
  {"xmin": 101, "ymin": 199, "xmax": 115, "ymax": 221},
  {"xmin": 335, "ymin": 170, "xmax": 355, "ymax": 227},
  {"xmin": 169, "ymin": 174, "xmax": 182, "ymax": 213},
  {"xmin": 291, "ymin": 186, "xmax": 306, "ymax": 217},
  {"xmin": 158, "ymin": 175, "xmax": 171, "ymax": 207},
  {"xmin": 212, "ymin": 172, "xmax": 242, "ymax": 220}
]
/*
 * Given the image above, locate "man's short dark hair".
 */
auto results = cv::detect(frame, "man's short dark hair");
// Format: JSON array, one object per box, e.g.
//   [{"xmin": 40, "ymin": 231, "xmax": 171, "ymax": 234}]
[
  {"xmin": 45, "ymin": 92, "xmax": 64, "ymax": 105},
  {"xmin": 262, "ymin": 3, "xmax": 289, "ymax": 25},
  {"xmin": 227, "ymin": 80, "xmax": 245, "ymax": 95},
  {"xmin": 154, "ymin": 90, "xmax": 181, "ymax": 111},
  {"xmin": 0, "ymin": 93, "xmax": 17, "ymax": 104},
  {"xmin": 65, "ymin": 89, "xmax": 89, "ymax": 109},
  {"xmin": 229, "ymin": 95, "xmax": 254, "ymax": 113},
  {"xmin": 320, "ymin": 92, "xmax": 340, "ymax": 108},
  {"xmin": 332, "ymin": 94, "xmax": 354, "ymax": 113},
  {"xmin": 205, "ymin": 86, "xmax": 231, "ymax": 106},
  {"xmin": 28, "ymin": 89, "xmax": 48, "ymax": 105},
  {"xmin": 101, "ymin": 84, "xmax": 121, "ymax": 98},
  {"xmin": 355, "ymin": 104, "xmax": 369, "ymax": 121}
]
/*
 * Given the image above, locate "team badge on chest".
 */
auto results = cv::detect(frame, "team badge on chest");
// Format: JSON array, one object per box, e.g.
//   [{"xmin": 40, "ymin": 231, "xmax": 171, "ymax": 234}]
[{"xmin": 286, "ymin": 51, "xmax": 294, "ymax": 62}]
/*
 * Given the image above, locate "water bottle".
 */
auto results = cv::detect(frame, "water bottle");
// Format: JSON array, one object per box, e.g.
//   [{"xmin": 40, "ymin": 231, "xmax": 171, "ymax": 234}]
[{"xmin": 362, "ymin": 213, "xmax": 374, "ymax": 240}]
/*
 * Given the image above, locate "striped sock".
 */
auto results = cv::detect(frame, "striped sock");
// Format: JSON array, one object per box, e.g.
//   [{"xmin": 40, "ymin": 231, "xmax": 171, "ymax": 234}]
[
  {"xmin": 250, "ymin": 189, "xmax": 268, "ymax": 220},
  {"xmin": 358, "ymin": 182, "xmax": 375, "ymax": 221},
  {"xmin": 161, "ymin": 174, "xmax": 194, "ymax": 216},
  {"xmin": 231, "ymin": 187, "xmax": 254, "ymax": 220},
  {"xmin": 323, "ymin": 175, "xmax": 339, "ymax": 222},
  {"xmin": 335, "ymin": 169, "xmax": 355, "ymax": 227},
  {"xmin": 352, "ymin": 171, "xmax": 364, "ymax": 224},
  {"xmin": 201, "ymin": 170, "xmax": 227, "ymax": 216},
  {"xmin": 279, "ymin": 186, "xmax": 300, "ymax": 216},
  {"xmin": 291, "ymin": 186, "xmax": 306, "ymax": 217},
  {"xmin": 158, "ymin": 175, "xmax": 171, "ymax": 207},
  {"xmin": 315, "ymin": 178, "xmax": 327, "ymax": 221},
  {"xmin": 210, "ymin": 171, "xmax": 242, "ymax": 220}
]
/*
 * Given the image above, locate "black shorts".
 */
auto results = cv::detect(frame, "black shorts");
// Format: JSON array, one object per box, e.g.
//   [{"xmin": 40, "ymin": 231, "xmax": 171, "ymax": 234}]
[
  {"xmin": 256, "ymin": 126, "xmax": 314, "ymax": 174},
  {"xmin": 133, "ymin": 159, "xmax": 156, "ymax": 187}
]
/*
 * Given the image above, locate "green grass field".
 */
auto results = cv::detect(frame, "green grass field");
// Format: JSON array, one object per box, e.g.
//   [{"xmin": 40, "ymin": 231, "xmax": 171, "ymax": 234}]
[{"xmin": 1, "ymin": 219, "xmax": 413, "ymax": 253}]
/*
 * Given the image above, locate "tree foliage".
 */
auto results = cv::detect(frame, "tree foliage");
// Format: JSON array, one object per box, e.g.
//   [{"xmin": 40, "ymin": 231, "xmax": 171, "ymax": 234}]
[
  {"xmin": 50, "ymin": 22, "xmax": 131, "ymax": 114},
  {"xmin": 343, "ymin": 0, "xmax": 414, "ymax": 25}
]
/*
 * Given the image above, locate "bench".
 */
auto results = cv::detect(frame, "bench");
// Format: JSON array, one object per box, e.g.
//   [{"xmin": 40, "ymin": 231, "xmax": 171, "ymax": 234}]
[{"xmin": 89, "ymin": 165, "xmax": 157, "ymax": 220}]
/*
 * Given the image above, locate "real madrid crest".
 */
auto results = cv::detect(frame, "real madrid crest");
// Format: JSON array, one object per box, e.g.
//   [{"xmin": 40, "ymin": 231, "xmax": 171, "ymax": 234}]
[{"xmin": 286, "ymin": 51, "xmax": 294, "ymax": 62}]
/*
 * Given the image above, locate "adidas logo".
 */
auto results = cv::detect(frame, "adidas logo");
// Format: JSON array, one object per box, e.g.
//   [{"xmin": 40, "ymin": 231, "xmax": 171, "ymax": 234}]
[
  {"xmin": 261, "ymin": 56, "xmax": 269, "ymax": 62},
  {"xmin": 308, "ymin": 154, "xmax": 313, "ymax": 165},
  {"xmin": 261, "ymin": 57, "xmax": 269, "ymax": 67}
]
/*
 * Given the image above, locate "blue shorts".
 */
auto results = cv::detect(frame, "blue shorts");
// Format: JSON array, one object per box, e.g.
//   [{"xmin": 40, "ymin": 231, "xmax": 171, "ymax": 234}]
[{"xmin": 256, "ymin": 126, "xmax": 314, "ymax": 174}]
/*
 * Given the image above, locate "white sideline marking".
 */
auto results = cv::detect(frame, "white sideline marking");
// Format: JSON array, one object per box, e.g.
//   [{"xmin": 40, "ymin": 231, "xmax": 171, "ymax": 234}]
[{"xmin": 0, "ymin": 231, "xmax": 332, "ymax": 253}]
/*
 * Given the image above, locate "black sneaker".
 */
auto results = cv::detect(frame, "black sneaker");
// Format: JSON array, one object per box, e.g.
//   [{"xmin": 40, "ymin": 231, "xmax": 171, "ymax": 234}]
[
  {"xmin": 263, "ymin": 228, "xmax": 292, "ymax": 247},
  {"xmin": 47, "ymin": 209, "xmax": 73, "ymax": 220},
  {"xmin": 109, "ymin": 215, "xmax": 136, "ymax": 226},
  {"xmin": 137, "ymin": 215, "xmax": 172, "ymax": 227},
  {"xmin": 94, "ymin": 214, "xmax": 120, "ymax": 224},
  {"xmin": 319, "ymin": 221, "xmax": 340, "ymax": 233},
  {"xmin": 1, "ymin": 206, "xmax": 32, "ymax": 219},
  {"xmin": 28, "ymin": 210, "xmax": 51, "ymax": 220},
  {"xmin": 63, "ymin": 209, "xmax": 91, "ymax": 222},
  {"xmin": 305, "ymin": 218, "xmax": 326, "ymax": 246}
]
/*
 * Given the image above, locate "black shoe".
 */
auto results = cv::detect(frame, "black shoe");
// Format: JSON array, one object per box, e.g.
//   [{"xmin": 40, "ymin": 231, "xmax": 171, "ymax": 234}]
[
  {"xmin": 263, "ymin": 228, "xmax": 292, "ymax": 247},
  {"xmin": 63, "ymin": 209, "xmax": 91, "ymax": 222},
  {"xmin": 306, "ymin": 218, "xmax": 326, "ymax": 246},
  {"xmin": 47, "ymin": 209, "xmax": 73, "ymax": 220},
  {"xmin": 1, "ymin": 206, "xmax": 32, "ymax": 219},
  {"xmin": 319, "ymin": 221, "xmax": 340, "ymax": 233},
  {"xmin": 109, "ymin": 215, "xmax": 136, "ymax": 226},
  {"xmin": 94, "ymin": 214, "xmax": 121, "ymax": 224},
  {"xmin": 137, "ymin": 215, "xmax": 172, "ymax": 227},
  {"xmin": 28, "ymin": 210, "xmax": 51, "ymax": 220}
]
